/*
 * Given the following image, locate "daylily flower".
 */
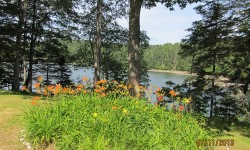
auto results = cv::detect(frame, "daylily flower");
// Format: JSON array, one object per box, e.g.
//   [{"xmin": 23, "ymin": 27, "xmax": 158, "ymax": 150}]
[
  {"xmin": 179, "ymin": 105, "xmax": 184, "ymax": 111},
  {"xmin": 157, "ymin": 96, "xmax": 163, "ymax": 101},
  {"xmin": 169, "ymin": 90, "xmax": 177, "ymax": 97},
  {"xmin": 82, "ymin": 77, "xmax": 88, "ymax": 81}
]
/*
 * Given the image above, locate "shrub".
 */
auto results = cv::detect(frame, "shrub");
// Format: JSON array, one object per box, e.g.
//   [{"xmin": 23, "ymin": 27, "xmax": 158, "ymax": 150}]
[{"xmin": 25, "ymin": 95, "xmax": 208, "ymax": 149}]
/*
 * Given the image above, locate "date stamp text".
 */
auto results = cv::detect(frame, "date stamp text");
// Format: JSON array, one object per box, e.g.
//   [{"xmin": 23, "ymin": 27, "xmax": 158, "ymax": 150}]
[{"xmin": 196, "ymin": 139, "xmax": 234, "ymax": 147}]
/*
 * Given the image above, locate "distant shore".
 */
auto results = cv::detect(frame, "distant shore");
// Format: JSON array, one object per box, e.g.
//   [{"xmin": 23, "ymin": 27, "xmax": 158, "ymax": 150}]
[{"xmin": 148, "ymin": 69, "xmax": 195, "ymax": 76}]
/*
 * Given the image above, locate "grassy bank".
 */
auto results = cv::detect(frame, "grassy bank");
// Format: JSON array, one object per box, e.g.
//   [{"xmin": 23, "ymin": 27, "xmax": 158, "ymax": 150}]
[
  {"xmin": 25, "ymin": 95, "xmax": 208, "ymax": 149},
  {"xmin": 0, "ymin": 93, "xmax": 249, "ymax": 150}
]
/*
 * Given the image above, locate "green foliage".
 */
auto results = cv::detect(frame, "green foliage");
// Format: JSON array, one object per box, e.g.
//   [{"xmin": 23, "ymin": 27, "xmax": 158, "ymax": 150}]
[
  {"xmin": 25, "ymin": 95, "xmax": 208, "ymax": 149},
  {"xmin": 144, "ymin": 43, "xmax": 192, "ymax": 71},
  {"xmin": 180, "ymin": 0, "xmax": 250, "ymax": 120}
]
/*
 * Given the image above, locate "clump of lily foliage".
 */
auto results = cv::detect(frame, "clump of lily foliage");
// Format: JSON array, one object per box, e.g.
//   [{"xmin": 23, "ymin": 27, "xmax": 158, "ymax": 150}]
[{"xmin": 23, "ymin": 76, "xmax": 209, "ymax": 149}]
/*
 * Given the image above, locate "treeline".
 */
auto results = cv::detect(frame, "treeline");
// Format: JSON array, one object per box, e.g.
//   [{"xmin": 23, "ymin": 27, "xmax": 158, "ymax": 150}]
[
  {"xmin": 144, "ymin": 43, "xmax": 192, "ymax": 71},
  {"xmin": 66, "ymin": 41, "xmax": 192, "ymax": 72}
]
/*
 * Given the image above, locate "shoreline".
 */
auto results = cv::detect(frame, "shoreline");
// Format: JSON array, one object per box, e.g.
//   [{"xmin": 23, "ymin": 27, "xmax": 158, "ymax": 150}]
[{"xmin": 148, "ymin": 69, "xmax": 195, "ymax": 76}]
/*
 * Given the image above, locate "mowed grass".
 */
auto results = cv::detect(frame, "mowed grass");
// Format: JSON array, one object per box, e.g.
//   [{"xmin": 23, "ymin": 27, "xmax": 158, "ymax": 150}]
[
  {"xmin": 0, "ymin": 93, "xmax": 32, "ymax": 150},
  {"xmin": 211, "ymin": 129, "xmax": 250, "ymax": 150}
]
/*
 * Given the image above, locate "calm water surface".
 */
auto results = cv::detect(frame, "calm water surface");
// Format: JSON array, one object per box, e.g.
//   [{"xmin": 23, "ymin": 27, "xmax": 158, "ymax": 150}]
[
  {"xmin": 70, "ymin": 67, "xmax": 189, "ymax": 88},
  {"xmin": 147, "ymin": 71, "xmax": 189, "ymax": 88},
  {"xmin": 4, "ymin": 66, "xmax": 188, "ymax": 91}
]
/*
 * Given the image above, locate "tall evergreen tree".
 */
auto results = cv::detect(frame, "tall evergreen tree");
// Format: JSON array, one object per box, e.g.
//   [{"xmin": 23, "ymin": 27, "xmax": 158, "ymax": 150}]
[{"xmin": 181, "ymin": 0, "xmax": 249, "ymax": 119}]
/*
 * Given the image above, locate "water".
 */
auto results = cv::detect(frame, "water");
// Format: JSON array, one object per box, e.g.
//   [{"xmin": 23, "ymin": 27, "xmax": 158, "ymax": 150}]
[
  {"xmin": 2, "ymin": 65, "xmax": 189, "ymax": 91},
  {"xmin": 147, "ymin": 71, "xmax": 189, "ymax": 88},
  {"xmin": 69, "ymin": 67, "xmax": 189, "ymax": 88}
]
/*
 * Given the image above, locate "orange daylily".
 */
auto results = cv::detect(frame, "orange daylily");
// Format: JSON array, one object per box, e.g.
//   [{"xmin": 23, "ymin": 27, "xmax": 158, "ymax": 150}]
[
  {"xmin": 82, "ymin": 77, "xmax": 88, "ymax": 82},
  {"xmin": 77, "ymin": 84, "xmax": 83, "ymax": 91},
  {"xmin": 55, "ymin": 84, "xmax": 62, "ymax": 89},
  {"xmin": 43, "ymin": 90, "xmax": 48, "ymax": 96},
  {"xmin": 123, "ymin": 85, "xmax": 128, "ymax": 90},
  {"xmin": 37, "ymin": 75, "xmax": 43, "ymax": 82},
  {"xmin": 94, "ymin": 88, "xmax": 101, "ymax": 93},
  {"xmin": 53, "ymin": 89, "xmax": 60, "ymax": 95},
  {"xmin": 47, "ymin": 85, "xmax": 54, "ymax": 91},
  {"xmin": 156, "ymin": 87, "xmax": 161, "ymax": 92},
  {"xmin": 128, "ymin": 84, "xmax": 132, "ymax": 89},
  {"xmin": 21, "ymin": 86, "xmax": 27, "ymax": 91},
  {"xmin": 31, "ymin": 100, "xmax": 37, "ymax": 105},
  {"xmin": 100, "ymin": 86, "xmax": 106, "ymax": 91},
  {"xmin": 34, "ymin": 82, "xmax": 40, "ymax": 89},
  {"xmin": 169, "ymin": 90, "xmax": 177, "ymax": 97},
  {"xmin": 32, "ymin": 96, "xmax": 40, "ymax": 101},
  {"xmin": 100, "ymin": 80, "xmax": 107, "ymax": 84},
  {"xmin": 101, "ymin": 93, "xmax": 106, "ymax": 97},
  {"xmin": 83, "ymin": 90, "xmax": 87, "ymax": 94},
  {"xmin": 69, "ymin": 89, "xmax": 75, "ymax": 95}
]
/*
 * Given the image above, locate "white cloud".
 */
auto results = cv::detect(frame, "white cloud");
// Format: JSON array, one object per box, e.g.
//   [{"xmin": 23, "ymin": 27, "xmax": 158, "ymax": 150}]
[{"xmin": 117, "ymin": 3, "xmax": 201, "ymax": 45}]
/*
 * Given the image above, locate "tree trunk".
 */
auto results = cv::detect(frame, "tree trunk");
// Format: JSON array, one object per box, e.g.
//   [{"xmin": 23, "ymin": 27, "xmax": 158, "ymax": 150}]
[
  {"xmin": 210, "ymin": 52, "xmax": 216, "ymax": 118},
  {"xmin": 12, "ymin": 0, "xmax": 28, "ymax": 92},
  {"xmin": 128, "ymin": 0, "xmax": 143, "ymax": 96},
  {"xmin": 23, "ymin": 59, "xmax": 27, "ymax": 84},
  {"xmin": 243, "ymin": 75, "xmax": 250, "ymax": 94},
  {"xmin": 25, "ymin": 0, "xmax": 37, "ymax": 92},
  {"xmin": 93, "ymin": 0, "xmax": 102, "ymax": 82}
]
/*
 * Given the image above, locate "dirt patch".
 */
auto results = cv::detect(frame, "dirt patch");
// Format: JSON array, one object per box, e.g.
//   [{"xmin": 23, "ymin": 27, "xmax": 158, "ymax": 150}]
[{"xmin": 0, "ymin": 126, "xmax": 25, "ymax": 150}]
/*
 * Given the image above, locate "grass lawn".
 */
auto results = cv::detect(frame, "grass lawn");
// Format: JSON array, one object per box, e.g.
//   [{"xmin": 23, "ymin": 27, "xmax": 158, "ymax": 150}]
[
  {"xmin": 211, "ymin": 130, "xmax": 250, "ymax": 150},
  {"xmin": 0, "ymin": 93, "xmax": 249, "ymax": 150},
  {"xmin": 0, "ymin": 93, "xmax": 32, "ymax": 150}
]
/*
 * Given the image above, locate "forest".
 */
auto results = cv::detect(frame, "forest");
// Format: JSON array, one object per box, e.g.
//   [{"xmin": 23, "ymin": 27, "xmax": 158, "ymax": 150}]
[{"xmin": 0, "ymin": 0, "xmax": 249, "ymax": 149}]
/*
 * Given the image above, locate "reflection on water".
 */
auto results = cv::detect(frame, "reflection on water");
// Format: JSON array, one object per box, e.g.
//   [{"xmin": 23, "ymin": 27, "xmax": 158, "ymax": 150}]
[
  {"xmin": 70, "ymin": 68, "xmax": 189, "ymax": 88},
  {"xmin": 70, "ymin": 67, "xmax": 94, "ymax": 83},
  {"xmin": 3, "ymin": 65, "xmax": 189, "ymax": 91},
  {"xmin": 146, "ymin": 71, "xmax": 189, "ymax": 104},
  {"xmin": 148, "ymin": 71, "xmax": 189, "ymax": 88}
]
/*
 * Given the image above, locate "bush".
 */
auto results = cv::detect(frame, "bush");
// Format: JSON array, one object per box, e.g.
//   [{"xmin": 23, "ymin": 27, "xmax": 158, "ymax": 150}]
[{"xmin": 25, "ymin": 95, "xmax": 208, "ymax": 149}]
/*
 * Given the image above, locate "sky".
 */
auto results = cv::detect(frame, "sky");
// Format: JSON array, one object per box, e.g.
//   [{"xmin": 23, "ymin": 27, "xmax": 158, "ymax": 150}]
[{"xmin": 117, "ymin": 3, "xmax": 201, "ymax": 45}]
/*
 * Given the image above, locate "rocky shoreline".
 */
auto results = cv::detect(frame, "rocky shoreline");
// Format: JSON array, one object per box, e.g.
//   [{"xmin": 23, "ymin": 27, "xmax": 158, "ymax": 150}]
[{"xmin": 148, "ymin": 69, "xmax": 195, "ymax": 76}]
